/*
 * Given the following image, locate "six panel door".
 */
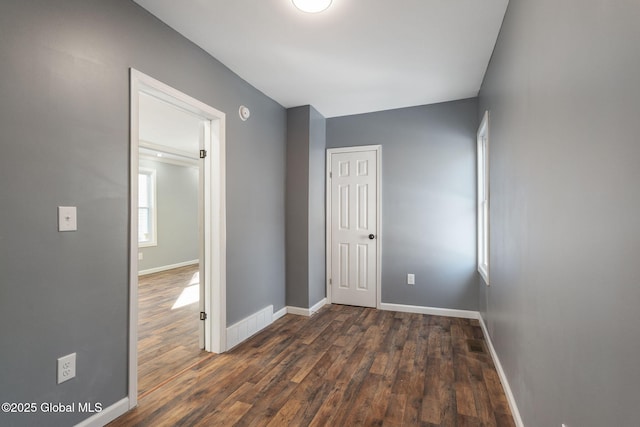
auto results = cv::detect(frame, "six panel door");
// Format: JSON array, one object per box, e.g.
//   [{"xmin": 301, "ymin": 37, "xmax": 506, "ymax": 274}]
[{"xmin": 329, "ymin": 149, "xmax": 378, "ymax": 308}]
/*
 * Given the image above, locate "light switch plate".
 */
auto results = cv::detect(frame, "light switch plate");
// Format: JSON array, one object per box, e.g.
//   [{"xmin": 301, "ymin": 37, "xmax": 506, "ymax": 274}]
[{"xmin": 58, "ymin": 206, "xmax": 77, "ymax": 231}]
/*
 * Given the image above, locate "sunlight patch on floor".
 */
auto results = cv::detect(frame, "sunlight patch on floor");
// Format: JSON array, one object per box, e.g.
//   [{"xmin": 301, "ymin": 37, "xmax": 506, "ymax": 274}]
[
  {"xmin": 189, "ymin": 271, "xmax": 199, "ymax": 286},
  {"xmin": 172, "ymin": 284, "xmax": 199, "ymax": 309}
]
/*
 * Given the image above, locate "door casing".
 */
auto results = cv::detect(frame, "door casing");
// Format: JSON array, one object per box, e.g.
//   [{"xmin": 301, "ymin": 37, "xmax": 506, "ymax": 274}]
[
  {"xmin": 129, "ymin": 68, "xmax": 227, "ymax": 409},
  {"xmin": 325, "ymin": 145, "xmax": 382, "ymax": 308}
]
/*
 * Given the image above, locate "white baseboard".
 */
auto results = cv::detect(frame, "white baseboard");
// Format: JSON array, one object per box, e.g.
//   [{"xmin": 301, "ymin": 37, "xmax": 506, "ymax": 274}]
[
  {"xmin": 138, "ymin": 259, "xmax": 199, "ymax": 276},
  {"xmin": 74, "ymin": 397, "xmax": 129, "ymax": 427},
  {"xmin": 226, "ymin": 305, "xmax": 273, "ymax": 350},
  {"xmin": 478, "ymin": 315, "xmax": 524, "ymax": 427},
  {"xmin": 273, "ymin": 307, "xmax": 287, "ymax": 321},
  {"xmin": 379, "ymin": 302, "xmax": 480, "ymax": 319},
  {"xmin": 287, "ymin": 298, "xmax": 327, "ymax": 317},
  {"xmin": 310, "ymin": 298, "xmax": 328, "ymax": 314}
]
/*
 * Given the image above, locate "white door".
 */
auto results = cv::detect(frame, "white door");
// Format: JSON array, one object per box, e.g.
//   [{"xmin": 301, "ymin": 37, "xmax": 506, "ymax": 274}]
[{"xmin": 328, "ymin": 147, "xmax": 380, "ymax": 308}]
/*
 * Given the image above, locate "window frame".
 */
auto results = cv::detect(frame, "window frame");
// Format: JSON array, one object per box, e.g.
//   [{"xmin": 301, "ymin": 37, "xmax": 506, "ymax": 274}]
[
  {"xmin": 477, "ymin": 111, "xmax": 490, "ymax": 285},
  {"xmin": 138, "ymin": 167, "xmax": 157, "ymax": 247}
]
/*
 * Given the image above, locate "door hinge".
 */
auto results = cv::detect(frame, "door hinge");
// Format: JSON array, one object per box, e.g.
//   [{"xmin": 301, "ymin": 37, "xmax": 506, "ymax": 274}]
[
  {"xmin": 200, "ymin": 311, "xmax": 207, "ymax": 321},
  {"xmin": 329, "ymin": 278, "xmax": 332, "ymax": 285},
  {"xmin": 200, "ymin": 149, "xmax": 207, "ymax": 159},
  {"xmin": 329, "ymin": 171, "xmax": 332, "ymax": 178}
]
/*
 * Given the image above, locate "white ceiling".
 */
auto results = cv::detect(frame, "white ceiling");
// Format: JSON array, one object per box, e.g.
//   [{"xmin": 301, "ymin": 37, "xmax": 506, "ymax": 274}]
[
  {"xmin": 139, "ymin": 93, "xmax": 202, "ymax": 155},
  {"xmin": 133, "ymin": 0, "xmax": 508, "ymax": 118}
]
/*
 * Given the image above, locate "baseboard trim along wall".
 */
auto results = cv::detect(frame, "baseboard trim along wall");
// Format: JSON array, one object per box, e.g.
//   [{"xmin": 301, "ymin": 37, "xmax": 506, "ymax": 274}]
[
  {"xmin": 138, "ymin": 259, "xmax": 199, "ymax": 276},
  {"xmin": 225, "ymin": 300, "xmax": 328, "ymax": 351},
  {"xmin": 478, "ymin": 316, "xmax": 524, "ymax": 427},
  {"xmin": 226, "ymin": 305, "xmax": 274, "ymax": 350},
  {"xmin": 273, "ymin": 307, "xmax": 287, "ymax": 321},
  {"xmin": 74, "ymin": 397, "xmax": 129, "ymax": 427},
  {"xmin": 380, "ymin": 302, "xmax": 480, "ymax": 319},
  {"xmin": 287, "ymin": 298, "xmax": 327, "ymax": 317}
]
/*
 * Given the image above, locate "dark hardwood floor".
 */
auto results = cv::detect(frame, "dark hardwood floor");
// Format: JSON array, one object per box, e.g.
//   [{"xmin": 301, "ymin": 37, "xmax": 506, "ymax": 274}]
[
  {"xmin": 137, "ymin": 264, "xmax": 209, "ymax": 397},
  {"xmin": 112, "ymin": 304, "xmax": 514, "ymax": 426}
]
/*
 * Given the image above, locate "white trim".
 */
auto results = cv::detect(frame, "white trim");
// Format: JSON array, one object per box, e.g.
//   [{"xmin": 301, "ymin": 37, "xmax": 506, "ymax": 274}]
[
  {"xmin": 478, "ymin": 316, "xmax": 524, "ymax": 427},
  {"xmin": 273, "ymin": 307, "xmax": 287, "ymax": 321},
  {"xmin": 129, "ymin": 72, "xmax": 140, "ymax": 409},
  {"xmin": 287, "ymin": 298, "xmax": 328, "ymax": 317},
  {"xmin": 286, "ymin": 306, "xmax": 313, "ymax": 316},
  {"xmin": 139, "ymin": 151, "xmax": 199, "ymax": 169},
  {"xmin": 129, "ymin": 68, "xmax": 227, "ymax": 409},
  {"xmin": 138, "ymin": 259, "xmax": 199, "ymax": 276},
  {"xmin": 226, "ymin": 306, "xmax": 273, "ymax": 350},
  {"xmin": 477, "ymin": 110, "xmax": 490, "ymax": 286},
  {"xmin": 225, "ymin": 301, "xmax": 327, "ymax": 350},
  {"xmin": 209, "ymin": 114, "xmax": 227, "ymax": 354},
  {"xmin": 139, "ymin": 139, "xmax": 200, "ymax": 160},
  {"xmin": 326, "ymin": 145, "xmax": 382, "ymax": 309},
  {"xmin": 73, "ymin": 397, "xmax": 129, "ymax": 427},
  {"xmin": 310, "ymin": 298, "xmax": 327, "ymax": 314},
  {"xmin": 380, "ymin": 302, "xmax": 480, "ymax": 320}
]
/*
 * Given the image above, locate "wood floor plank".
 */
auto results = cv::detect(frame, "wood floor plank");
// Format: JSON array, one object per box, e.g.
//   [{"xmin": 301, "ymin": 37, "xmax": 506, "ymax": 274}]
[
  {"xmin": 110, "ymin": 305, "xmax": 516, "ymax": 427},
  {"xmin": 455, "ymin": 381, "xmax": 478, "ymax": 417},
  {"xmin": 265, "ymin": 398, "xmax": 303, "ymax": 427},
  {"xmin": 484, "ymin": 367, "xmax": 513, "ymax": 416},
  {"xmin": 420, "ymin": 397, "xmax": 442, "ymax": 424},
  {"xmin": 384, "ymin": 392, "xmax": 408, "ymax": 426}
]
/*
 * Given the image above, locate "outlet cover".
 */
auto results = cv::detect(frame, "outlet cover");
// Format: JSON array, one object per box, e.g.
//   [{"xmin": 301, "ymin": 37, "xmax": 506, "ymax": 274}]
[
  {"xmin": 57, "ymin": 353, "xmax": 76, "ymax": 384},
  {"xmin": 407, "ymin": 274, "xmax": 415, "ymax": 285}
]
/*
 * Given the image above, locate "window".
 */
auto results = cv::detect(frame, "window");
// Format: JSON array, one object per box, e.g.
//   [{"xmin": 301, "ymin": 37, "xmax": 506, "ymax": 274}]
[
  {"xmin": 138, "ymin": 168, "xmax": 157, "ymax": 247},
  {"xmin": 477, "ymin": 111, "xmax": 490, "ymax": 285}
]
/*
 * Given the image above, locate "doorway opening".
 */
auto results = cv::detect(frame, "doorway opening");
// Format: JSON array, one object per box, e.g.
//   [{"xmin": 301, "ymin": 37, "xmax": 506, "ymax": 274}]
[
  {"xmin": 137, "ymin": 125, "xmax": 205, "ymax": 397},
  {"xmin": 129, "ymin": 69, "xmax": 227, "ymax": 409}
]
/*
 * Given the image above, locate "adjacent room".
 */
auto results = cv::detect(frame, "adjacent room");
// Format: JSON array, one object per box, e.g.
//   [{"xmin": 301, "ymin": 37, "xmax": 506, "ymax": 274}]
[
  {"xmin": 136, "ymin": 92, "xmax": 207, "ymax": 397},
  {"xmin": 1, "ymin": 1, "xmax": 638, "ymax": 427}
]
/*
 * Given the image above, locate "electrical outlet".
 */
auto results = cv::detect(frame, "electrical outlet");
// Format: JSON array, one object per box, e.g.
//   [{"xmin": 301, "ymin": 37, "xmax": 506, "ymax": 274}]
[
  {"xmin": 57, "ymin": 353, "xmax": 76, "ymax": 384},
  {"xmin": 407, "ymin": 273, "xmax": 415, "ymax": 285}
]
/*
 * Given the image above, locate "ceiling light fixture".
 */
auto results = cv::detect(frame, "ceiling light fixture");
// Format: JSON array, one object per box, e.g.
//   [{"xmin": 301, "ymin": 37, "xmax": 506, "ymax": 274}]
[{"xmin": 292, "ymin": 0, "xmax": 332, "ymax": 13}]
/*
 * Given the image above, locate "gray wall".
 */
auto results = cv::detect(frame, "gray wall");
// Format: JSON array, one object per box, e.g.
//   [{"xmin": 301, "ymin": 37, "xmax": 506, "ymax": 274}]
[
  {"xmin": 327, "ymin": 99, "xmax": 479, "ymax": 310},
  {"xmin": 286, "ymin": 106, "xmax": 310, "ymax": 307},
  {"xmin": 0, "ymin": 0, "xmax": 286, "ymax": 425},
  {"xmin": 138, "ymin": 159, "xmax": 199, "ymax": 272},
  {"xmin": 479, "ymin": 0, "xmax": 640, "ymax": 426},
  {"xmin": 285, "ymin": 105, "xmax": 326, "ymax": 308},
  {"xmin": 308, "ymin": 107, "xmax": 327, "ymax": 306}
]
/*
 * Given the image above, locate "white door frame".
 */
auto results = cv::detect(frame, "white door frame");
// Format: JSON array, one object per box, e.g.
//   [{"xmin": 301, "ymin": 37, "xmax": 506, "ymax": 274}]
[
  {"xmin": 129, "ymin": 69, "xmax": 227, "ymax": 409},
  {"xmin": 325, "ymin": 145, "xmax": 382, "ymax": 308}
]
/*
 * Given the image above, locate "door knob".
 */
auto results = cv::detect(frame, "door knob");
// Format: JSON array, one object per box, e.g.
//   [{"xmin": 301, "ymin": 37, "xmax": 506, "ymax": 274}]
[{"xmin": 368, "ymin": 234, "xmax": 375, "ymax": 240}]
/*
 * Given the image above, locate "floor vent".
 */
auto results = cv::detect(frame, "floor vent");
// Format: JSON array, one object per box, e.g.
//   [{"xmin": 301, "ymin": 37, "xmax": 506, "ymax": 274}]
[{"xmin": 467, "ymin": 339, "xmax": 486, "ymax": 353}]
